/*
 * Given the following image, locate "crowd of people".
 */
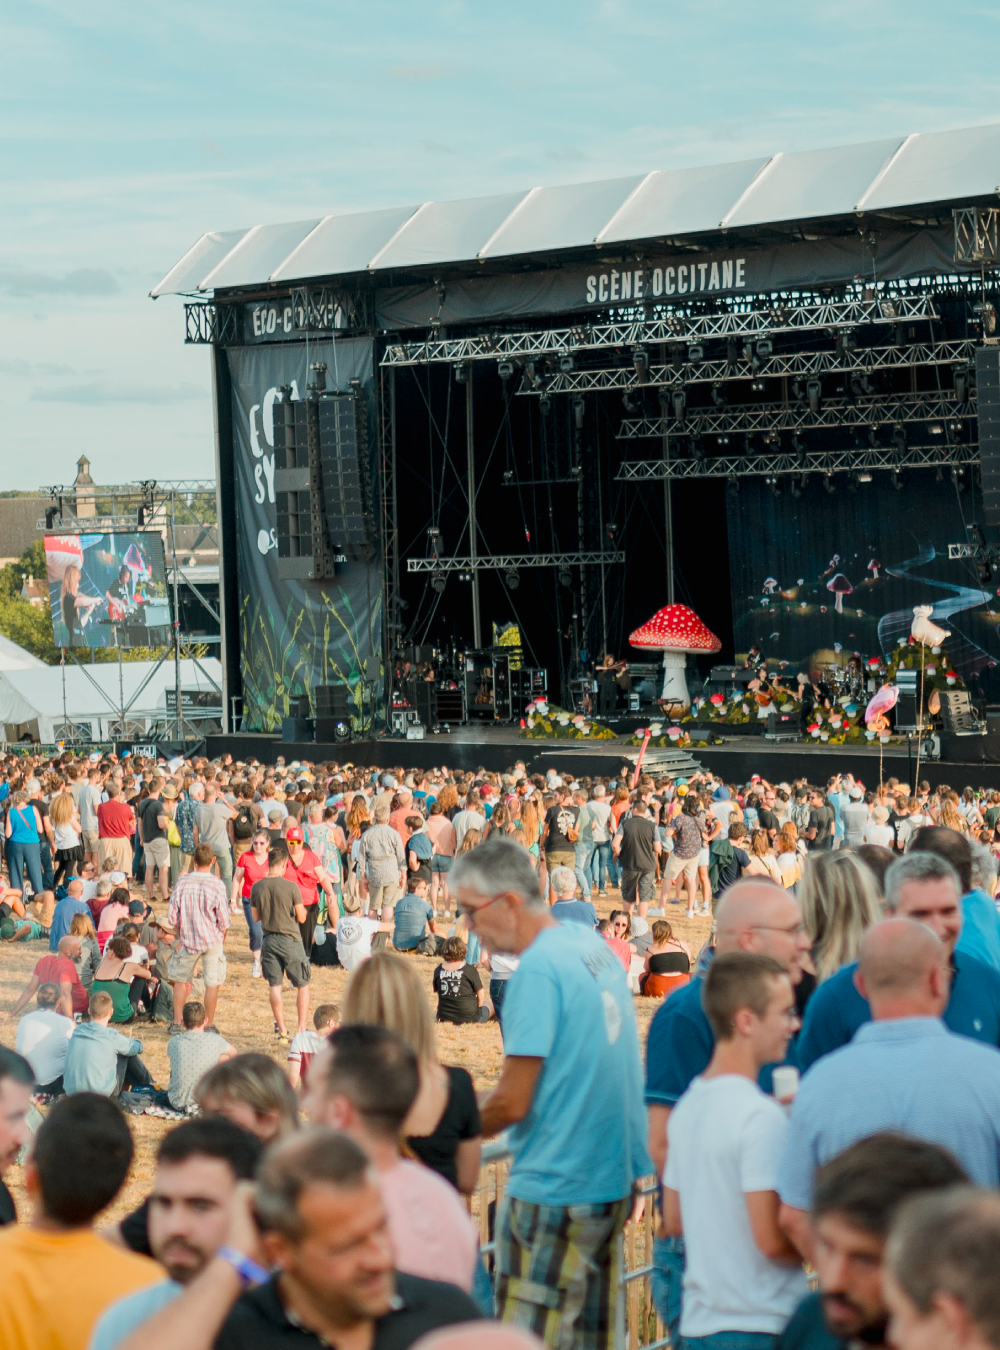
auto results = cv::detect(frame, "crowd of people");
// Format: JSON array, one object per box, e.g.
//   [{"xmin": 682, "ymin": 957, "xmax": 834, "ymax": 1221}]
[{"xmin": 2, "ymin": 746, "xmax": 1000, "ymax": 1350}]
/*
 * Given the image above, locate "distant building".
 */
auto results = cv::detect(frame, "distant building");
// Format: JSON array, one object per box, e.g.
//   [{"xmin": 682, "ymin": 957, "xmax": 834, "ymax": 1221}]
[
  {"xmin": 0, "ymin": 497, "xmax": 47, "ymax": 566},
  {"xmin": 20, "ymin": 576, "xmax": 45, "ymax": 608},
  {"xmin": 72, "ymin": 455, "xmax": 96, "ymax": 518}
]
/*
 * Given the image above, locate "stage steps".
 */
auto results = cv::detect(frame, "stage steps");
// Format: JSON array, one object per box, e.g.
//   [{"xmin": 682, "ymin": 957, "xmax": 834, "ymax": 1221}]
[{"xmin": 620, "ymin": 745, "xmax": 703, "ymax": 775}]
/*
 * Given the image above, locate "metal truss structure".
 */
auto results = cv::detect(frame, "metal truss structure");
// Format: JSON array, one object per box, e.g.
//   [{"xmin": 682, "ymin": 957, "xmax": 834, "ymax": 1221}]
[
  {"xmin": 407, "ymin": 550, "xmax": 626, "ymax": 573},
  {"xmin": 617, "ymin": 442, "xmax": 979, "ymax": 482},
  {"xmin": 954, "ymin": 207, "xmax": 1000, "ymax": 265},
  {"xmin": 618, "ymin": 391, "xmax": 973, "ymax": 439},
  {"xmin": 289, "ymin": 286, "xmax": 374, "ymax": 333},
  {"xmin": 185, "ymin": 303, "xmax": 238, "ymax": 345},
  {"xmin": 518, "ymin": 339, "xmax": 977, "ymax": 396},
  {"xmin": 382, "ymin": 295, "xmax": 937, "ymax": 367}
]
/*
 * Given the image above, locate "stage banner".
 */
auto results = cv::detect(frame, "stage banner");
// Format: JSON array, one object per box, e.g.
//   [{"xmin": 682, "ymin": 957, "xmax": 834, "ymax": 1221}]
[
  {"xmin": 727, "ymin": 477, "xmax": 1000, "ymax": 686},
  {"xmin": 226, "ymin": 339, "xmax": 381, "ymax": 732},
  {"xmin": 377, "ymin": 224, "xmax": 960, "ymax": 329}
]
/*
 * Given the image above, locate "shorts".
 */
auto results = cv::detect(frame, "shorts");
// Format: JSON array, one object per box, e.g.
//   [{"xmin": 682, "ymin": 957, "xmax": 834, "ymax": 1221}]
[
  {"xmin": 545, "ymin": 849, "xmax": 575, "ymax": 870},
  {"xmin": 368, "ymin": 881, "xmax": 401, "ymax": 912},
  {"xmin": 620, "ymin": 869, "xmax": 656, "ymax": 906},
  {"xmin": 431, "ymin": 855, "xmax": 453, "ymax": 873},
  {"xmin": 261, "ymin": 932, "xmax": 311, "ymax": 988},
  {"xmin": 143, "ymin": 838, "xmax": 170, "ymax": 870},
  {"xmin": 167, "ymin": 943, "xmax": 227, "ymax": 988},
  {"xmin": 80, "ymin": 830, "xmax": 99, "ymax": 854},
  {"xmin": 98, "ymin": 838, "xmax": 132, "ymax": 874},
  {"xmin": 697, "ymin": 847, "xmax": 710, "ymax": 868},
  {"xmin": 667, "ymin": 853, "xmax": 700, "ymax": 883}
]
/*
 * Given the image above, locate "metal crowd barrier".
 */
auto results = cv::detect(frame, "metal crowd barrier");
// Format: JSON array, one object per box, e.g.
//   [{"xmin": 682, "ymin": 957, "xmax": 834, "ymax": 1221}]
[{"xmin": 477, "ymin": 1140, "xmax": 667, "ymax": 1350}]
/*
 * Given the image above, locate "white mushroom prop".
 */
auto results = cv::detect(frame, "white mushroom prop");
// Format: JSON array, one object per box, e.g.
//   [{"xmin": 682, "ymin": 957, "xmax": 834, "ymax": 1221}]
[
  {"xmin": 762, "ymin": 577, "xmax": 778, "ymax": 595},
  {"xmin": 629, "ymin": 603, "xmax": 721, "ymax": 708}
]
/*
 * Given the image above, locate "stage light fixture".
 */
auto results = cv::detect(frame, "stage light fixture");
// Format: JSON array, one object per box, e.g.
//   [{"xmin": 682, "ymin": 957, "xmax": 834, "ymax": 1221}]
[
  {"xmin": 633, "ymin": 346, "xmax": 650, "ymax": 384},
  {"xmin": 570, "ymin": 325, "xmax": 589, "ymax": 345},
  {"xmin": 334, "ymin": 720, "xmax": 351, "ymax": 742},
  {"xmin": 954, "ymin": 366, "xmax": 969, "ymax": 403},
  {"xmin": 622, "ymin": 391, "xmax": 639, "ymax": 414},
  {"xmin": 806, "ymin": 379, "xmax": 822, "ymax": 414},
  {"xmin": 505, "ymin": 567, "xmax": 520, "ymax": 590},
  {"xmin": 717, "ymin": 434, "xmax": 731, "ymax": 446},
  {"xmin": 454, "ymin": 362, "xmax": 470, "ymax": 384},
  {"xmin": 858, "ymin": 471, "xmax": 873, "ymax": 483},
  {"xmin": 691, "ymin": 436, "xmax": 706, "ymax": 462},
  {"xmin": 756, "ymin": 338, "xmax": 773, "ymax": 358},
  {"xmin": 767, "ymin": 475, "xmax": 782, "ymax": 498},
  {"xmin": 935, "ymin": 465, "xmax": 945, "ymax": 483},
  {"xmin": 892, "ymin": 468, "xmax": 904, "ymax": 491},
  {"xmin": 928, "ymin": 422, "xmax": 944, "ymax": 436},
  {"xmin": 823, "ymin": 474, "xmax": 835, "ymax": 495},
  {"xmin": 726, "ymin": 338, "xmax": 739, "ymax": 365},
  {"xmin": 558, "ymin": 354, "xmax": 575, "ymax": 373},
  {"xmin": 687, "ymin": 343, "xmax": 704, "ymax": 363},
  {"xmin": 977, "ymin": 302, "xmax": 997, "ymax": 335},
  {"xmin": 572, "ymin": 397, "xmax": 585, "ymax": 429},
  {"xmin": 711, "ymin": 384, "xmax": 727, "ymax": 408},
  {"xmin": 430, "ymin": 570, "xmax": 447, "ymax": 593},
  {"xmin": 751, "ymin": 379, "xmax": 766, "ymax": 392},
  {"xmin": 789, "ymin": 478, "xmax": 803, "ymax": 500},
  {"xmin": 893, "ymin": 427, "xmax": 907, "ymax": 453},
  {"xmin": 791, "ymin": 432, "xmax": 807, "ymax": 467},
  {"xmin": 502, "ymin": 470, "xmax": 513, "ymax": 484},
  {"xmin": 539, "ymin": 396, "xmax": 552, "ymax": 416},
  {"xmin": 558, "ymin": 565, "xmax": 573, "ymax": 588},
  {"xmin": 672, "ymin": 388, "xmax": 686, "ymax": 426},
  {"xmin": 946, "ymin": 420, "xmax": 962, "ymax": 444},
  {"xmin": 763, "ymin": 429, "xmax": 780, "ymax": 447},
  {"xmin": 952, "ymin": 465, "xmax": 967, "ymax": 489},
  {"xmin": 727, "ymin": 475, "xmax": 739, "ymax": 496},
  {"xmin": 670, "ymin": 344, "xmax": 685, "ymax": 373},
  {"xmin": 881, "ymin": 298, "xmax": 898, "ymax": 319},
  {"xmin": 524, "ymin": 361, "xmax": 544, "ymax": 390},
  {"xmin": 44, "ymin": 505, "xmax": 58, "ymax": 529},
  {"xmin": 498, "ymin": 360, "xmax": 514, "ymax": 381}
]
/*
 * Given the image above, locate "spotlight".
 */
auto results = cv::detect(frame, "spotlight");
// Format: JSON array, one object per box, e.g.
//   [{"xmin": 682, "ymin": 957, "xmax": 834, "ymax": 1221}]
[
  {"xmin": 523, "ymin": 361, "xmax": 544, "ymax": 390},
  {"xmin": 893, "ymin": 427, "xmax": 907, "ymax": 453},
  {"xmin": 44, "ymin": 505, "xmax": 59, "ymax": 529},
  {"xmin": 622, "ymin": 391, "xmax": 639, "ymax": 414},
  {"xmin": 711, "ymin": 384, "xmax": 727, "ymax": 408},
  {"xmin": 881, "ymin": 298, "xmax": 899, "ymax": 319},
  {"xmin": 954, "ymin": 367, "xmax": 970, "ymax": 403},
  {"xmin": 505, "ymin": 567, "xmax": 520, "ymax": 590},
  {"xmin": 572, "ymin": 397, "xmax": 585, "ymax": 429},
  {"xmin": 558, "ymin": 354, "xmax": 575, "ymax": 373},
  {"xmin": 767, "ymin": 475, "xmax": 782, "ymax": 498},
  {"xmin": 670, "ymin": 344, "xmax": 685, "ymax": 373},
  {"xmin": 717, "ymin": 434, "xmax": 731, "ymax": 446},
  {"xmin": 751, "ymin": 379, "xmax": 766, "ymax": 392},
  {"xmin": 789, "ymin": 477, "xmax": 803, "ymax": 500},
  {"xmin": 672, "ymin": 388, "xmax": 686, "ymax": 426},
  {"xmin": 727, "ymin": 475, "xmax": 739, "ymax": 495},
  {"xmin": 539, "ymin": 396, "xmax": 552, "ymax": 416},
  {"xmin": 502, "ymin": 470, "xmax": 513, "ymax": 484},
  {"xmin": 791, "ymin": 432, "xmax": 807, "ymax": 467},
  {"xmin": 978, "ymin": 302, "xmax": 997, "ymax": 335},
  {"xmin": 952, "ymin": 465, "xmax": 967, "ymax": 490},
  {"xmin": 946, "ymin": 420, "xmax": 962, "ymax": 444},
  {"xmin": 691, "ymin": 436, "xmax": 706, "ymax": 463},
  {"xmin": 928, "ymin": 422, "xmax": 944, "ymax": 437},
  {"xmin": 558, "ymin": 565, "xmax": 573, "ymax": 588},
  {"xmin": 858, "ymin": 471, "xmax": 873, "ymax": 483},
  {"xmin": 756, "ymin": 338, "xmax": 773, "ymax": 358},
  {"xmin": 806, "ymin": 379, "xmax": 822, "ymax": 414},
  {"xmin": 333, "ymin": 720, "xmax": 351, "ymax": 742},
  {"xmin": 430, "ymin": 570, "xmax": 447, "ymax": 593},
  {"xmin": 726, "ymin": 337, "xmax": 739, "ymax": 365},
  {"xmin": 892, "ymin": 468, "xmax": 904, "ymax": 491},
  {"xmin": 498, "ymin": 360, "xmax": 514, "ymax": 381},
  {"xmin": 570, "ymin": 324, "xmax": 589, "ymax": 345},
  {"xmin": 823, "ymin": 474, "xmax": 835, "ymax": 495},
  {"xmin": 687, "ymin": 343, "xmax": 704, "ymax": 363},
  {"xmin": 454, "ymin": 362, "xmax": 470, "ymax": 384},
  {"xmin": 633, "ymin": 347, "xmax": 650, "ymax": 384}
]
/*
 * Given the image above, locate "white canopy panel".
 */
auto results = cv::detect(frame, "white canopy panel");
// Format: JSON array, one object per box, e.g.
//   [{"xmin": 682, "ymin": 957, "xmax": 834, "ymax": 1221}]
[
  {"xmin": 0, "ymin": 635, "xmax": 46, "ymax": 671},
  {"xmin": 151, "ymin": 121, "xmax": 1000, "ymax": 297}
]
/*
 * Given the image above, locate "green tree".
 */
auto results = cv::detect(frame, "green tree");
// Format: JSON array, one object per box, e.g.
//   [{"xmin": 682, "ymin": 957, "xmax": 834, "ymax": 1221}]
[
  {"xmin": 0, "ymin": 595, "xmax": 61, "ymax": 661},
  {"xmin": 0, "ymin": 539, "xmax": 47, "ymax": 601}
]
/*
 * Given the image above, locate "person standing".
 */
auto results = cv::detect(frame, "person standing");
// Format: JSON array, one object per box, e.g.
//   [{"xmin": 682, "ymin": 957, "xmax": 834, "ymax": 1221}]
[
  {"xmin": 97, "ymin": 782, "xmax": 136, "ymax": 877},
  {"xmin": 663, "ymin": 952, "xmax": 807, "ymax": 1349},
  {"xmin": 540, "ymin": 785, "xmax": 578, "ymax": 880},
  {"xmin": 457, "ymin": 836, "xmax": 651, "ymax": 1350},
  {"xmin": 233, "ymin": 830, "xmax": 270, "ymax": 978},
  {"xmin": 138, "ymin": 778, "xmax": 170, "ymax": 903},
  {"xmin": 358, "ymin": 801, "xmax": 406, "ymax": 921},
  {"xmin": 78, "ymin": 766, "xmax": 105, "ymax": 868},
  {"xmin": 282, "ymin": 823, "xmax": 335, "ymax": 954},
  {"xmin": 194, "ymin": 781, "xmax": 235, "ymax": 887},
  {"xmin": 806, "ymin": 787, "xmax": 836, "ymax": 853},
  {"xmin": 166, "ymin": 844, "xmax": 231, "ymax": 1035},
  {"xmin": 572, "ymin": 788, "xmax": 597, "ymax": 900},
  {"xmin": 840, "ymin": 787, "xmax": 870, "ymax": 851},
  {"xmin": 250, "ymin": 842, "xmax": 311, "ymax": 1045},
  {"xmin": 4, "ymin": 790, "xmax": 45, "ymax": 898},
  {"xmin": 589, "ymin": 783, "xmax": 615, "ymax": 895},
  {"xmin": 664, "ymin": 796, "xmax": 704, "ymax": 917},
  {"xmin": 614, "ymin": 799, "xmax": 660, "ymax": 917}
]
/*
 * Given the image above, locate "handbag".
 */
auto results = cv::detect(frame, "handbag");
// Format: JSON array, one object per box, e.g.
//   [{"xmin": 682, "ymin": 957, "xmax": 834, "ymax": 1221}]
[{"xmin": 166, "ymin": 819, "xmax": 181, "ymax": 847}]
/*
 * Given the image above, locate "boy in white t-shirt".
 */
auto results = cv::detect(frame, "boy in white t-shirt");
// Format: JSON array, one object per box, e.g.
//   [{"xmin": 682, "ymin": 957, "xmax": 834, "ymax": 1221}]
[
  {"xmin": 287, "ymin": 1002, "xmax": 340, "ymax": 1089},
  {"xmin": 335, "ymin": 898, "xmax": 392, "ymax": 972},
  {"xmin": 663, "ymin": 951, "xmax": 807, "ymax": 1348}
]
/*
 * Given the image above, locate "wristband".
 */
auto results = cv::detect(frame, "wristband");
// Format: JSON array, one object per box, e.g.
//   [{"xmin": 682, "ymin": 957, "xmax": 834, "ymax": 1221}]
[{"xmin": 217, "ymin": 1245, "xmax": 269, "ymax": 1287}]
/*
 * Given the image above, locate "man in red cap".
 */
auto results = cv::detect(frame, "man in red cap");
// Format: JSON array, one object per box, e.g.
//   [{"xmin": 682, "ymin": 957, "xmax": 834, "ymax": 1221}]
[{"xmin": 282, "ymin": 823, "xmax": 336, "ymax": 954}]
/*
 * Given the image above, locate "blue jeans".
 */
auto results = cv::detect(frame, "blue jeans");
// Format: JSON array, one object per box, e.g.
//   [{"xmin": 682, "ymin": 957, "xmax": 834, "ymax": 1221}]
[
  {"xmin": 681, "ymin": 1335, "xmax": 777, "ymax": 1350},
  {"xmin": 574, "ymin": 842, "xmax": 596, "ymax": 898},
  {"xmin": 242, "ymin": 899, "xmax": 263, "ymax": 954},
  {"xmin": 592, "ymin": 840, "xmax": 615, "ymax": 890},
  {"xmin": 651, "ymin": 1234, "xmax": 685, "ymax": 1348},
  {"xmin": 7, "ymin": 840, "xmax": 43, "ymax": 896},
  {"xmin": 491, "ymin": 978, "xmax": 509, "ymax": 1034}
]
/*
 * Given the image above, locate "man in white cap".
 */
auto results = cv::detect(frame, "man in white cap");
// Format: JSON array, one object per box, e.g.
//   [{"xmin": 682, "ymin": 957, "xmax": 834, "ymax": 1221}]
[{"xmin": 841, "ymin": 787, "xmax": 869, "ymax": 849}]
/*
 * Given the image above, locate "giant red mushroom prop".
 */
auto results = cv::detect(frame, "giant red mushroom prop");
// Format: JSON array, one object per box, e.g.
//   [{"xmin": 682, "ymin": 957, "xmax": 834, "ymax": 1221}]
[
  {"xmin": 629, "ymin": 603, "xmax": 721, "ymax": 707},
  {"xmin": 827, "ymin": 573, "xmax": 853, "ymax": 614}
]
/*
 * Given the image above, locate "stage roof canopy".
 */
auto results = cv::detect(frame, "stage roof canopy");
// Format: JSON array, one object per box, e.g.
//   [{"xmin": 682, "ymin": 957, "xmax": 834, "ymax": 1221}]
[{"xmin": 152, "ymin": 121, "xmax": 1000, "ymax": 299}]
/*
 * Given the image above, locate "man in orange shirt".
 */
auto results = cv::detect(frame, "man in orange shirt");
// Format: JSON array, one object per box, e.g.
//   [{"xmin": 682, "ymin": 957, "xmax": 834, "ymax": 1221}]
[{"xmin": 0, "ymin": 1093, "xmax": 160, "ymax": 1350}]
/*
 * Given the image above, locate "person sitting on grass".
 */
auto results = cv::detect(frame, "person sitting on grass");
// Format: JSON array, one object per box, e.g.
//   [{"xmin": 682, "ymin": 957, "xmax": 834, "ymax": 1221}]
[
  {"xmin": 165, "ymin": 1001, "xmax": 234, "ymax": 1113},
  {"xmin": 433, "ymin": 936, "xmax": 490, "ymax": 1024},
  {"xmin": 287, "ymin": 1003, "xmax": 339, "ymax": 1091},
  {"xmin": 392, "ymin": 876, "xmax": 441, "ymax": 955},
  {"xmin": 0, "ymin": 914, "xmax": 49, "ymax": 943},
  {"xmin": 15, "ymin": 982, "xmax": 74, "ymax": 1097},
  {"xmin": 63, "ymin": 990, "xmax": 154, "ymax": 1098}
]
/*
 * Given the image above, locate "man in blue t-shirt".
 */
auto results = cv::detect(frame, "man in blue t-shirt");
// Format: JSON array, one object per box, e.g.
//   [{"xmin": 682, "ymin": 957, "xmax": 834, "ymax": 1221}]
[
  {"xmin": 644, "ymin": 877, "xmax": 812, "ymax": 1345},
  {"xmin": 548, "ymin": 864, "xmax": 598, "ymax": 927},
  {"xmin": 391, "ymin": 878, "xmax": 439, "ymax": 953},
  {"xmin": 797, "ymin": 850, "xmax": 1000, "ymax": 1071},
  {"xmin": 457, "ymin": 835, "xmax": 650, "ymax": 1350}
]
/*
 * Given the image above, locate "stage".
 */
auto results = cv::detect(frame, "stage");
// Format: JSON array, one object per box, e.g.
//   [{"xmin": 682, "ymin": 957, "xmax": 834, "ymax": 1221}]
[{"xmin": 204, "ymin": 718, "xmax": 1000, "ymax": 789}]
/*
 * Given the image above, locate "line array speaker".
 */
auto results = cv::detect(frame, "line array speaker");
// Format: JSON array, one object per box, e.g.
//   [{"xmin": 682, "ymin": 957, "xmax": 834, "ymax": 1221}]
[
  {"xmin": 315, "ymin": 683, "xmax": 354, "ymax": 718},
  {"xmin": 319, "ymin": 391, "xmax": 375, "ymax": 562},
  {"xmin": 976, "ymin": 346, "xmax": 1000, "ymax": 542}
]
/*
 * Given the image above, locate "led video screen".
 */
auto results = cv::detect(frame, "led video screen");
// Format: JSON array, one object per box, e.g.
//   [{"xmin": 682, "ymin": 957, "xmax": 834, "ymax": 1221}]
[{"xmin": 44, "ymin": 532, "xmax": 171, "ymax": 649}]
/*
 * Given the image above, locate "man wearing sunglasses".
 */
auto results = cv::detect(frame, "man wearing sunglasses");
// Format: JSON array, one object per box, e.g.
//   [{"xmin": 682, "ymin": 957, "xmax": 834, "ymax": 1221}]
[{"xmin": 453, "ymin": 835, "xmax": 650, "ymax": 1350}]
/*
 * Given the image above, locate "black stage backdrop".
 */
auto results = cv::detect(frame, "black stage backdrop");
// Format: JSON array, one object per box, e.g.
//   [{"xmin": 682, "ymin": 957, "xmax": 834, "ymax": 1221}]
[
  {"xmin": 727, "ymin": 476, "xmax": 1000, "ymax": 684},
  {"xmin": 227, "ymin": 339, "xmax": 380, "ymax": 732}
]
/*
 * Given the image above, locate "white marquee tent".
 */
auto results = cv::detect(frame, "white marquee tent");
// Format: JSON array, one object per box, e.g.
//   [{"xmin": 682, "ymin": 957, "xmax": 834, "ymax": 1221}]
[{"xmin": 0, "ymin": 656, "xmax": 223, "ymax": 744}]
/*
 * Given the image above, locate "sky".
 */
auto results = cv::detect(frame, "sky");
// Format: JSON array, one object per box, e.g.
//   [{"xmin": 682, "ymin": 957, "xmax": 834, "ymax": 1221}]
[{"xmin": 3, "ymin": 0, "xmax": 1000, "ymax": 491}]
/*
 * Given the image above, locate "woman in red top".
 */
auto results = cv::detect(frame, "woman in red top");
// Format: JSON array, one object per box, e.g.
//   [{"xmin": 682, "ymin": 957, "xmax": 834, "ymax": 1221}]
[
  {"xmin": 602, "ymin": 910, "xmax": 633, "ymax": 972},
  {"xmin": 234, "ymin": 830, "xmax": 270, "ymax": 976}
]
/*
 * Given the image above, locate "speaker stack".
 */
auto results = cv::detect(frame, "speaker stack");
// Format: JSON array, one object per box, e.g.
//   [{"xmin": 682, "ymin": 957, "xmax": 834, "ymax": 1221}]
[
  {"xmin": 315, "ymin": 683, "xmax": 354, "ymax": 742},
  {"xmin": 977, "ymin": 346, "xmax": 1000, "ymax": 542}
]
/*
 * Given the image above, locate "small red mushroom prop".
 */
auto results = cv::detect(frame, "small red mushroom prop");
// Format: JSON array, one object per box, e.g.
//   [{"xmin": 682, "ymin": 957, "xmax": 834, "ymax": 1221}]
[
  {"xmin": 827, "ymin": 573, "xmax": 853, "ymax": 613},
  {"xmin": 868, "ymin": 559, "xmax": 881, "ymax": 581},
  {"xmin": 629, "ymin": 603, "xmax": 721, "ymax": 708}
]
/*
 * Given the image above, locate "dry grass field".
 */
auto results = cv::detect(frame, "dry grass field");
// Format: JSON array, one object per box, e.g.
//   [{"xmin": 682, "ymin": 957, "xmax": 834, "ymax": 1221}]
[{"xmin": 0, "ymin": 892, "xmax": 713, "ymax": 1226}]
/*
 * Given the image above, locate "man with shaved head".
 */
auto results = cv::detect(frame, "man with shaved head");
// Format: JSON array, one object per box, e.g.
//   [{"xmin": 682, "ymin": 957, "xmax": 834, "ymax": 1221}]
[
  {"xmin": 644, "ymin": 877, "xmax": 811, "ymax": 1343},
  {"xmin": 778, "ymin": 916, "xmax": 1000, "ymax": 1260}
]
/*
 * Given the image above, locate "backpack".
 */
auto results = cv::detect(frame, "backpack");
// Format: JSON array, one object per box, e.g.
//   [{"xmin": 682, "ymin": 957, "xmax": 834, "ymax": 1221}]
[{"xmin": 233, "ymin": 804, "xmax": 256, "ymax": 839}]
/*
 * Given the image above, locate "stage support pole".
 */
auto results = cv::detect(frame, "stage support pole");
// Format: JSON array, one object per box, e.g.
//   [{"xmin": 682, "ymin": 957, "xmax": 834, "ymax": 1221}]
[
  {"xmin": 466, "ymin": 367, "xmax": 482, "ymax": 648},
  {"xmin": 168, "ymin": 491, "xmax": 187, "ymax": 741},
  {"xmin": 662, "ymin": 422, "xmax": 675, "ymax": 605}
]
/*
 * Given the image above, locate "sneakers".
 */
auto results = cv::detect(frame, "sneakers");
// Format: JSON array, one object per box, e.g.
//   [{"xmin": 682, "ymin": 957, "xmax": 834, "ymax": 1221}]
[
  {"xmin": 251, "ymin": 958, "xmax": 262, "ymax": 978},
  {"xmin": 276, "ymin": 1031, "xmax": 290, "ymax": 1045},
  {"xmin": 168, "ymin": 1023, "xmax": 184, "ymax": 1036}
]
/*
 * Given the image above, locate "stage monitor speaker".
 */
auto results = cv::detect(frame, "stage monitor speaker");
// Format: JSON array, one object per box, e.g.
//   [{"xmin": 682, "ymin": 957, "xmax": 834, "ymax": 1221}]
[
  {"xmin": 414, "ymin": 682, "xmax": 437, "ymax": 727},
  {"xmin": 273, "ymin": 395, "xmax": 337, "ymax": 581},
  {"xmin": 281, "ymin": 716, "xmax": 314, "ymax": 742},
  {"xmin": 318, "ymin": 392, "xmax": 375, "ymax": 562},
  {"xmin": 976, "ymin": 347, "xmax": 1000, "ymax": 541},
  {"xmin": 894, "ymin": 693, "xmax": 919, "ymax": 731},
  {"xmin": 315, "ymin": 683, "xmax": 353, "ymax": 718}
]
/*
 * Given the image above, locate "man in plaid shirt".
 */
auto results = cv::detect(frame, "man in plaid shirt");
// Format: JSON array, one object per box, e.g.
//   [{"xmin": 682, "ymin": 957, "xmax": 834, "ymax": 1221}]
[{"xmin": 167, "ymin": 843, "xmax": 230, "ymax": 1035}]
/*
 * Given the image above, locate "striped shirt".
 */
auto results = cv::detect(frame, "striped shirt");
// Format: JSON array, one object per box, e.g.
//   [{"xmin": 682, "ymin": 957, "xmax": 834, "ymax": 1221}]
[
  {"xmin": 778, "ymin": 1017, "xmax": 1000, "ymax": 1209},
  {"xmin": 168, "ymin": 870, "xmax": 231, "ymax": 953}
]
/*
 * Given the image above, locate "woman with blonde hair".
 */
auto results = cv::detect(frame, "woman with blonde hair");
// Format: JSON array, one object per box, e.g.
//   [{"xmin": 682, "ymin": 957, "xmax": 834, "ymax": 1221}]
[
  {"xmin": 519, "ymin": 798, "xmax": 542, "ymax": 865},
  {"xmin": 456, "ymin": 826, "xmax": 482, "ymax": 857},
  {"xmin": 195, "ymin": 1053, "xmax": 300, "ymax": 1141},
  {"xmin": 774, "ymin": 830, "xmax": 801, "ymax": 888},
  {"xmin": 941, "ymin": 794, "xmax": 968, "ymax": 835},
  {"xmin": 798, "ymin": 851, "xmax": 883, "ymax": 981},
  {"xmin": 49, "ymin": 789, "xmax": 84, "ymax": 888},
  {"xmin": 69, "ymin": 910, "xmax": 100, "ymax": 988},
  {"xmin": 744, "ymin": 828, "xmax": 782, "ymax": 885},
  {"xmin": 343, "ymin": 950, "xmax": 482, "ymax": 1195}
]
